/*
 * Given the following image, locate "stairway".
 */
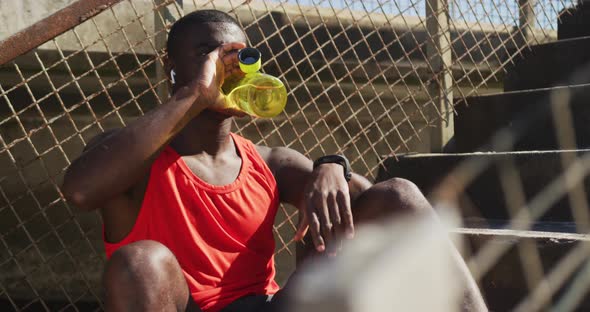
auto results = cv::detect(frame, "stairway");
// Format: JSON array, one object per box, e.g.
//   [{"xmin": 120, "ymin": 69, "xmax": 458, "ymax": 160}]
[{"xmin": 377, "ymin": 14, "xmax": 590, "ymax": 312}]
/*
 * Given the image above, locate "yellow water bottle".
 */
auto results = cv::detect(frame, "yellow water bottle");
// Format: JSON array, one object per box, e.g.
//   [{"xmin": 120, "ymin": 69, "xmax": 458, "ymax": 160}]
[{"xmin": 221, "ymin": 48, "xmax": 287, "ymax": 118}]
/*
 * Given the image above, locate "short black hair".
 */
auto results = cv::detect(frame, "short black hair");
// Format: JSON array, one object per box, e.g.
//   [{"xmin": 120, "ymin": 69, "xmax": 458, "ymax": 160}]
[{"xmin": 167, "ymin": 10, "xmax": 242, "ymax": 59}]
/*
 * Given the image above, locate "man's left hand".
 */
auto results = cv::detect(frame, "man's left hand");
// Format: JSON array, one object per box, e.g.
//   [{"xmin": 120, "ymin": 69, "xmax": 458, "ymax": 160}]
[{"xmin": 295, "ymin": 163, "xmax": 353, "ymax": 255}]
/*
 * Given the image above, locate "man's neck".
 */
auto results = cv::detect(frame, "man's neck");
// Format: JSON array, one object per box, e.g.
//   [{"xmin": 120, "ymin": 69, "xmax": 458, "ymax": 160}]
[{"xmin": 170, "ymin": 110, "xmax": 234, "ymax": 157}]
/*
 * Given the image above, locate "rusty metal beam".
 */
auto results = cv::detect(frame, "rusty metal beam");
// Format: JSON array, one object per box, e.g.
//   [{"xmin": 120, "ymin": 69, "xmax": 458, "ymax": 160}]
[{"xmin": 0, "ymin": 0, "xmax": 123, "ymax": 65}]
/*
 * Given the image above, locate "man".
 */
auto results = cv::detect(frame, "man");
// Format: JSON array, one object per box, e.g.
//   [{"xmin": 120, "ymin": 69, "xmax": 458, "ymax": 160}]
[{"xmin": 62, "ymin": 10, "xmax": 486, "ymax": 312}]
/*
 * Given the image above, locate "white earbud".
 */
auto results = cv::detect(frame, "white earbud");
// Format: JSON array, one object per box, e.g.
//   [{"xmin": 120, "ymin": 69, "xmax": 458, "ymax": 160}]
[{"xmin": 170, "ymin": 69, "xmax": 176, "ymax": 84}]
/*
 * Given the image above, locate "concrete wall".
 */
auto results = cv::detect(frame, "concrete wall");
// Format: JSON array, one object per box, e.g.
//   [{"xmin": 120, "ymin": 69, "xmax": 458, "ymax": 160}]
[{"xmin": 0, "ymin": 0, "xmax": 78, "ymax": 40}]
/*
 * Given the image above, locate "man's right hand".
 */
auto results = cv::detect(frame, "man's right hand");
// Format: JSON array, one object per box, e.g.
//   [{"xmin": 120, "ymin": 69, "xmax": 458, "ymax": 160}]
[{"xmin": 186, "ymin": 42, "xmax": 246, "ymax": 115}]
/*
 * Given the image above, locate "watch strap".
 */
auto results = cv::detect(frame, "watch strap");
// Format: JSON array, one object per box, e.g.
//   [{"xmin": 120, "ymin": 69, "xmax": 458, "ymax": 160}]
[{"xmin": 313, "ymin": 154, "xmax": 352, "ymax": 182}]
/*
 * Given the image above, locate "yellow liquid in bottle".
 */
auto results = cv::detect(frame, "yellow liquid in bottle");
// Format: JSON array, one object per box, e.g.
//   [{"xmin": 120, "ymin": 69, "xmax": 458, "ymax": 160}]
[{"xmin": 224, "ymin": 73, "xmax": 287, "ymax": 118}]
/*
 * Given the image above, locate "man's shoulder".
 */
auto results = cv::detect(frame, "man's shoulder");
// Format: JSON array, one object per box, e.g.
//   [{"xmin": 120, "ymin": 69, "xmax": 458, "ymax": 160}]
[
  {"xmin": 253, "ymin": 145, "xmax": 295, "ymax": 162},
  {"xmin": 252, "ymin": 145, "xmax": 311, "ymax": 176},
  {"xmin": 253, "ymin": 144, "xmax": 272, "ymax": 162}
]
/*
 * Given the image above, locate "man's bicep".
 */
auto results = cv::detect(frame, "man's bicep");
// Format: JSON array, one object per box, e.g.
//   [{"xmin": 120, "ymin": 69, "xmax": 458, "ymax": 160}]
[
  {"xmin": 73, "ymin": 128, "xmax": 147, "ymax": 207},
  {"xmin": 265, "ymin": 147, "xmax": 313, "ymax": 206}
]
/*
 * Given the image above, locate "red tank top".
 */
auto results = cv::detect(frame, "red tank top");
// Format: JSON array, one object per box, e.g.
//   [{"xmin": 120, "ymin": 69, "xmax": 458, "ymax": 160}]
[{"xmin": 103, "ymin": 133, "xmax": 280, "ymax": 311}]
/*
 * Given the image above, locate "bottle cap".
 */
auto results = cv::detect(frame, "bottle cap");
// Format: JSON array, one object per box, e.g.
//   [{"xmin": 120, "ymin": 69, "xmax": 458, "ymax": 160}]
[{"xmin": 238, "ymin": 47, "xmax": 262, "ymax": 74}]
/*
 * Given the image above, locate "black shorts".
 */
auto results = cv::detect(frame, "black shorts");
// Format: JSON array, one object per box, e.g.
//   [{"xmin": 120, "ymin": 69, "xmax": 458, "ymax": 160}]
[{"xmin": 188, "ymin": 292, "xmax": 284, "ymax": 312}]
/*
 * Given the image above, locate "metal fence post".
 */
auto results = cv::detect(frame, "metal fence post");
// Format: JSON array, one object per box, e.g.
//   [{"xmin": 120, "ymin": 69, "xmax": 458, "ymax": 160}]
[
  {"xmin": 426, "ymin": 0, "xmax": 454, "ymax": 152},
  {"xmin": 155, "ymin": 0, "xmax": 183, "ymax": 101},
  {"xmin": 519, "ymin": 0, "xmax": 536, "ymax": 43}
]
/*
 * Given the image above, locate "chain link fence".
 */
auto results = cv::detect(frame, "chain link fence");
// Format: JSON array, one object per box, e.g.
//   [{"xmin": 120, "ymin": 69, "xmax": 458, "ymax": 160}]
[{"xmin": 0, "ymin": 0, "xmax": 586, "ymax": 310}]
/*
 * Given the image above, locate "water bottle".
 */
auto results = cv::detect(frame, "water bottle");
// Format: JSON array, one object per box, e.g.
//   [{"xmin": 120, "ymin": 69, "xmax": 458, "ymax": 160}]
[{"xmin": 221, "ymin": 48, "xmax": 287, "ymax": 118}]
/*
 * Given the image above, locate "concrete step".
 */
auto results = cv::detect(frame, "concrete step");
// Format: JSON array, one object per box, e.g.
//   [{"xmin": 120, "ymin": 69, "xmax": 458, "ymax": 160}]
[
  {"xmin": 460, "ymin": 228, "xmax": 590, "ymax": 312},
  {"xmin": 376, "ymin": 150, "xmax": 590, "ymax": 226},
  {"xmin": 558, "ymin": 3, "xmax": 590, "ymax": 40},
  {"xmin": 504, "ymin": 36, "xmax": 590, "ymax": 92},
  {"xmin": 452, "ymin": 84, "xmax": 590, "ymax": 152}
]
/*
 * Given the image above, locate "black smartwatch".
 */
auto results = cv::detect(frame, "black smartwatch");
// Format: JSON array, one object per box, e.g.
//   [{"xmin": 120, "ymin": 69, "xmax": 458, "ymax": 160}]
[{"xmin": 313, "ymin": 154, "xmax": 352, "ymax": 182}]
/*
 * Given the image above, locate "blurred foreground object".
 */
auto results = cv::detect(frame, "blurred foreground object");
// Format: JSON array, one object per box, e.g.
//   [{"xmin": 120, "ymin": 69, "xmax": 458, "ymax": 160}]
[{"xmin": 288, "ymin": 209, "xmax": 461, "ymax": 312}]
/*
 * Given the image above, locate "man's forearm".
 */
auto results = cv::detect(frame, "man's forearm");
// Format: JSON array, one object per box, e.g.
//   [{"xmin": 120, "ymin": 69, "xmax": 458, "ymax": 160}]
[{"xmin": 62, "ymin": 87, "xmax": 206, "ymax": 210}]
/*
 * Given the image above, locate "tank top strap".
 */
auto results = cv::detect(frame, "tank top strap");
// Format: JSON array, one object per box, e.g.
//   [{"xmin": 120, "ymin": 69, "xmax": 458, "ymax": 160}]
[{"xmin": 229, "ymin": 133, "xmax": 277, "ymax": 191}]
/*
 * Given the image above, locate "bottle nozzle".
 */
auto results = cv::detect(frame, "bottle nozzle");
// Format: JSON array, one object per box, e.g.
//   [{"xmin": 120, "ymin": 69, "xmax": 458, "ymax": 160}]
[{"xmin": 238, "ymin": 47, "xmax": 262, "ymax": 74}]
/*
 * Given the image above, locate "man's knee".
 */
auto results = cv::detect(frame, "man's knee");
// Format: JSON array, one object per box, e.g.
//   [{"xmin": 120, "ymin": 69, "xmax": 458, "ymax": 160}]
[
  {"xmin": 353, "ymin": 178, "xmax": 432, "ymax": 221},
  {"xmin": 104, "ymin": 240, "xmax": 189, "ymax": 311}
]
